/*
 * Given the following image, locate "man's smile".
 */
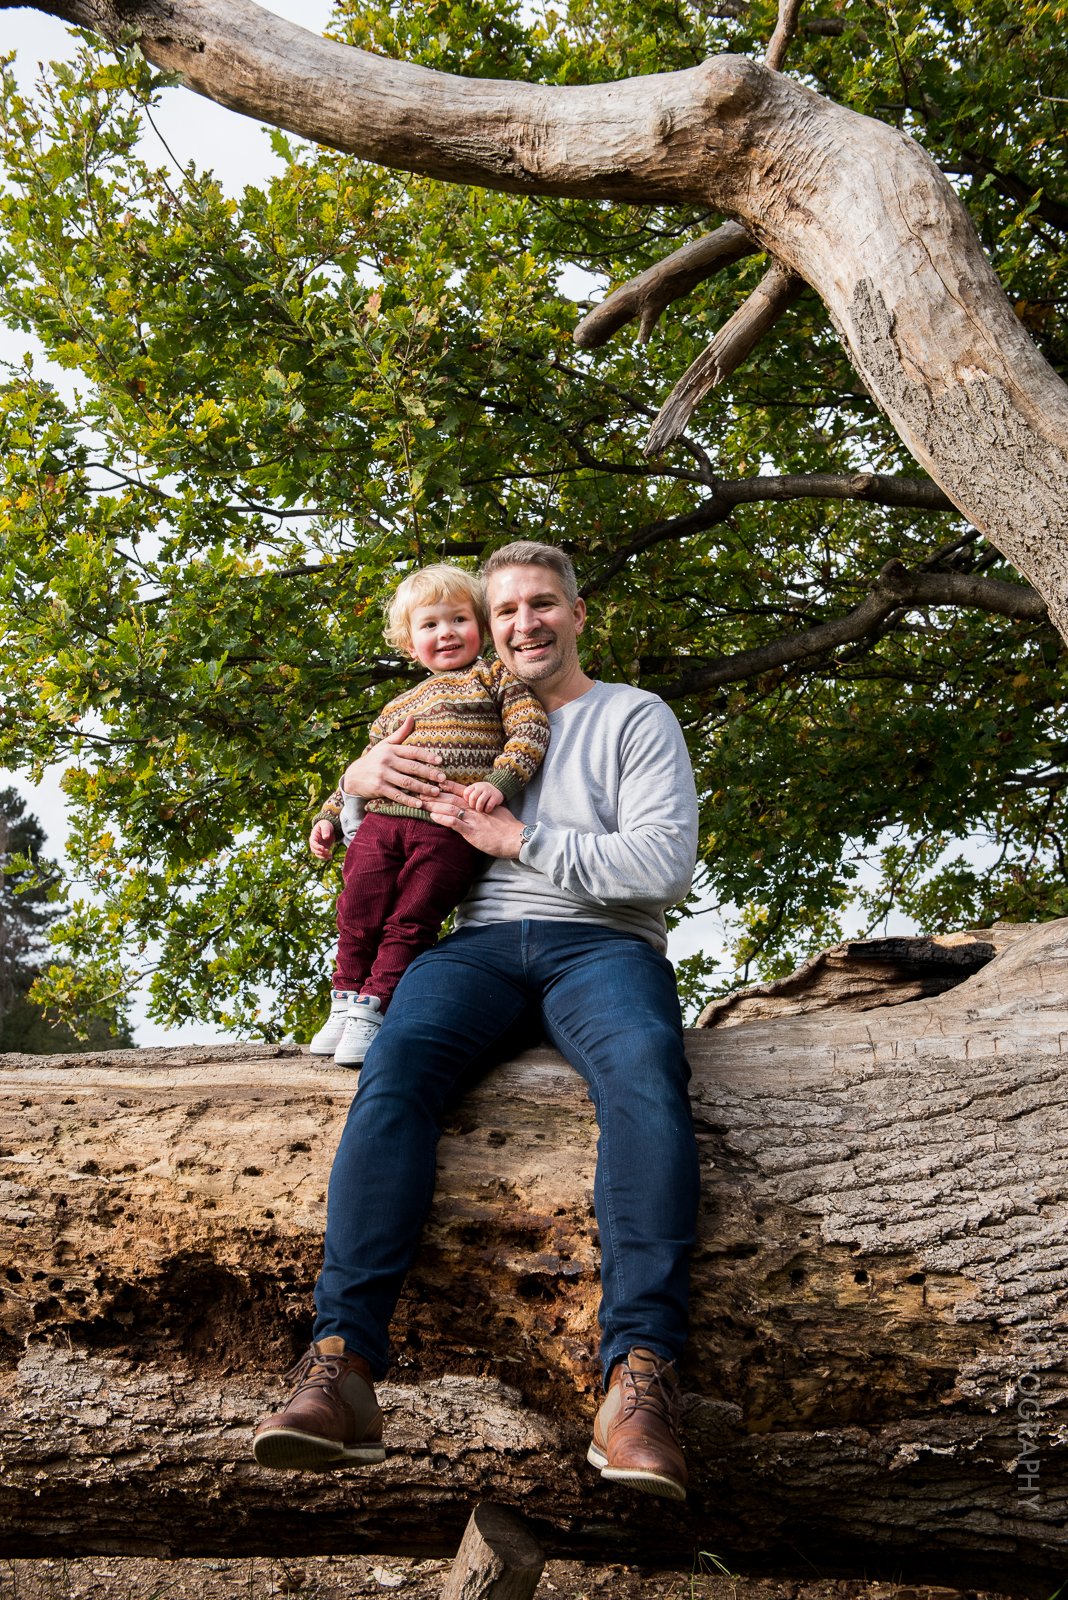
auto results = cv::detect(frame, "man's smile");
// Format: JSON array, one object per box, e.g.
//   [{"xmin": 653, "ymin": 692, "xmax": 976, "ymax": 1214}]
[{"xmin": 512, "ymin": 636, "xmax": 553, "ymax": 653}]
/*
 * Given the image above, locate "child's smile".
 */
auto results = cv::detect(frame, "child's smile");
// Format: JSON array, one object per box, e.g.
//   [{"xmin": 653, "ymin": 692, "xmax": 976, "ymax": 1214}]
[{"xmin": 409, "ymin": 599, "xmax": 483, "ymax": 673}]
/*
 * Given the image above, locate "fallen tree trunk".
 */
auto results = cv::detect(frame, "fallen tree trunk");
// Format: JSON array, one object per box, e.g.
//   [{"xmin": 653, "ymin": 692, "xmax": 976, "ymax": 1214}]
[{"xmin": 1, "ymin": 923, "xmax": 1065, "ymax": 1588}]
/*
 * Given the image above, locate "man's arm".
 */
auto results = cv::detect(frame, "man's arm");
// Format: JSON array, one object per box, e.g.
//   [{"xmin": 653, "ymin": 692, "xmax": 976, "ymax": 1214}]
[
  {"xmin": 518, "ymin": 699, "xmax": 697, "ymax": 908},
  {"xmin": 426, "ymin": 698, "xmax": 698, "ymax": 909},
  {"xmin": 341, "ymin": 715, "xmax": 445, "ymax": 807}
]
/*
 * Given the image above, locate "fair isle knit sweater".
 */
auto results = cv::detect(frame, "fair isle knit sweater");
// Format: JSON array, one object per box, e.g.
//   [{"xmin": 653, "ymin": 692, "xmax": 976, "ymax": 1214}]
[{"xmin": 314, "ymin": 658, "xmax": 550, "ymax": 836}]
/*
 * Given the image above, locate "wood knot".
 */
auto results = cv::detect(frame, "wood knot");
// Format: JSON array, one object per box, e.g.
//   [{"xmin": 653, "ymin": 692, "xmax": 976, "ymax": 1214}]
[{"xmin": 696, "ymin": 54, "xmax": 766, "ymax": 118}]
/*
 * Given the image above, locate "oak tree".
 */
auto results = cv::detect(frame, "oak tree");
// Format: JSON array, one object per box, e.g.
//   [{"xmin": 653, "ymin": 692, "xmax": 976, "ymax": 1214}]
[{"xmin": 1, "ymin": 0, "xmax": 1066, "ymax": 1036}]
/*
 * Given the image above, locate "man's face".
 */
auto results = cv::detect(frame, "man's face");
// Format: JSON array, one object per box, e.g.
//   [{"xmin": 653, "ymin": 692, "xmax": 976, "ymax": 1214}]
[{"xmin": 485, "ymin": 564, "xmax": 586, "ymax": 693}]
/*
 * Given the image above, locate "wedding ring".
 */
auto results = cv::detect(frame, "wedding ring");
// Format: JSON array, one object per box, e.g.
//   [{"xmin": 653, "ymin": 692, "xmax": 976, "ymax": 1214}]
[{"xmin": 457, "ymin": 807, "xmax": 466, "ymax": 820}]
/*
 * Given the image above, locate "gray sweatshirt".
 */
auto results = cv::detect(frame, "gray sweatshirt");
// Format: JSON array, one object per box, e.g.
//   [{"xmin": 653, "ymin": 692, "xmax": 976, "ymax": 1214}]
[{"xmin": 455, "ymin": 680, "xmax": 698, "ymax": 954}]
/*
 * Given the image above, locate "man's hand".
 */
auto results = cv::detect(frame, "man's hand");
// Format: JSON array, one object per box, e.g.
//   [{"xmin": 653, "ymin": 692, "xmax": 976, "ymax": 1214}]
[
  {"xmin": 309, "ymin": 819, "xmax": 337, "ymax": 860},
  {"xmin": 463, "ymin": 780, "xmax": 505, "ymax": 813},
  {"xmin": 424, "ymin": 781, "xmax": 525, "ymax": 859},
  {"xmin": 342, "ymin": 716, "xmax": 443, "ymax": 808}
]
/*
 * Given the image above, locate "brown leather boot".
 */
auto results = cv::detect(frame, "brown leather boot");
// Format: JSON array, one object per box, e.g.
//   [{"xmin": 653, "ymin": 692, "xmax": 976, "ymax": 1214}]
[
  {"xmin": 587, "ymin": 1347, "xmax": 687, "ymax": 1501},
  {"xmin": 253, "ymin": 1337, "xmax": 385, "ymax": 1470}
]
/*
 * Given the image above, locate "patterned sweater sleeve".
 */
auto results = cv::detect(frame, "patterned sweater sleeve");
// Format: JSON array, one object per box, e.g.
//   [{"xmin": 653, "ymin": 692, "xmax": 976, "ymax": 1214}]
[
  {"xmin": 484, "ymin": 661, "xmax": 551, "ymax": 798},
  {"xmin": 312, "ymin": 785, "xmax": 345, "ymax": 839},
  {"xmin": 311, "ymin": 716, "xmax": 386, "ymax": 839}
]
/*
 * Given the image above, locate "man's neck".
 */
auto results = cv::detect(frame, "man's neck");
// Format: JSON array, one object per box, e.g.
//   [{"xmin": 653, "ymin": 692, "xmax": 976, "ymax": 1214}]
[{"xmin": 534, "ymin": 669, "xmax": 596, "ymax": 714}]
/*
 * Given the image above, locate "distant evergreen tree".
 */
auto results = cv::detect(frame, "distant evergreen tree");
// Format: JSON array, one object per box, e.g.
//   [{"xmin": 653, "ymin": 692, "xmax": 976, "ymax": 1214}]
[{"xmin": 0, "ymin": 788, "xmax": 133, "ymax": 1052}]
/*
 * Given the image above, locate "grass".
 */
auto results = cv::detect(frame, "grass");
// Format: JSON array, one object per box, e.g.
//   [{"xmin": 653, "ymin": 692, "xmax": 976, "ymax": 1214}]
[{"xmin": 686, "ymin": 1550, "xmax": 741, "ymax": 1599}]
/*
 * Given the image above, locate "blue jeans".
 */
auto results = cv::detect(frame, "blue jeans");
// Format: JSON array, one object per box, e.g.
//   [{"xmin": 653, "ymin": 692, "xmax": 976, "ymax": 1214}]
[{"xmin": 312, "ymin": 920, "xmax": 700, "ymax": 1383}]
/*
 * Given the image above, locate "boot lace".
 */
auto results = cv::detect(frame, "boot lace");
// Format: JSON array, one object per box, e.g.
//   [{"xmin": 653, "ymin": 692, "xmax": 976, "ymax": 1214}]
[
  {"xmin": 617, "ymin": 1357, "xmax": 680, "ymax": 1426},
  {"xmin": 282, "ymin": 1347, "xmax": 349, "ymax": 1397}
]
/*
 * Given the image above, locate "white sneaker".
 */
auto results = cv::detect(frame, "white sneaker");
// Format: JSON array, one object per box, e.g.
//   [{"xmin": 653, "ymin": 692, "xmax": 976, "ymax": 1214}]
[
  {"xmin": 308, "ymin": 991, "xmax": 358, "ymax": 1055},
  {"xmin": 333, "ymin": 995, "xmax": 383, "ymax": 1067}
]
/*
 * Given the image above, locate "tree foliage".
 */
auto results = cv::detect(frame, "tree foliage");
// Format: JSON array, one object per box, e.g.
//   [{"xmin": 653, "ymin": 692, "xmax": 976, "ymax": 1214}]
[{"xmin": 1, "ymin": 0, "xmax": 1066, "ymax": 1036}]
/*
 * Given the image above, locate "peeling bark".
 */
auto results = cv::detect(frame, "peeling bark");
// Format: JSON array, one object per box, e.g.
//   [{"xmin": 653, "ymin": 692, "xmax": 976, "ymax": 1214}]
[
  {"xmin": 1, "ymin": 923, "xmax": 1065, "ymax": 1586},
  {"xmin": 695, "ymin": 927, "xmax": 1023, "ymax": 1027}
]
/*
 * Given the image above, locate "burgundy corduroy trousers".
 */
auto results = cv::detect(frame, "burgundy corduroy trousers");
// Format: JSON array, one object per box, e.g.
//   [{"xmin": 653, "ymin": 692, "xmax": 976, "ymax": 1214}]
[{"xmin": 332, "ymin": 811, "xmax": 481, "ymax": 1009}]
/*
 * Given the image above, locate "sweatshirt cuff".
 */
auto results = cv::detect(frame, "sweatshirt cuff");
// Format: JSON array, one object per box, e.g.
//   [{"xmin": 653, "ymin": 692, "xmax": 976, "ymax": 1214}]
[
  {"xmin": 488, "ymin": 768, "xmax": 525, "ymax": 799},
  {"xmin": 519, "ymin": 821, "xmax": 553, "ymax": 866}
]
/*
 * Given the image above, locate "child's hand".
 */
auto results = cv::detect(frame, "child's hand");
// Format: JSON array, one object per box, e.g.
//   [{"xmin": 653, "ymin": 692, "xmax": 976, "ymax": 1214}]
[
  {"xmin": 463, "ymin": 781, "xmax": 504, "ymax": 813},
  {"xmin": 309, "ymin": 819, "xmax": 338, "ymax": 860}
]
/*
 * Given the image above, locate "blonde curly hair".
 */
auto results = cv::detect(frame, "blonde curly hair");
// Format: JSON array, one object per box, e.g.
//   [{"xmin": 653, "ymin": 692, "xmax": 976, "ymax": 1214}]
[{"xmin": 384, "ymin": 563, "xmax": 487, "ymax": 655}]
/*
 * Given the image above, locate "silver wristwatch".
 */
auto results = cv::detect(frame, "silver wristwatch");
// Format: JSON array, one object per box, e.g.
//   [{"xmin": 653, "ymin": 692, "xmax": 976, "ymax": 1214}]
[{"xmin": 518, "ymin": 823, "xmax": 536, "ymax": 851}]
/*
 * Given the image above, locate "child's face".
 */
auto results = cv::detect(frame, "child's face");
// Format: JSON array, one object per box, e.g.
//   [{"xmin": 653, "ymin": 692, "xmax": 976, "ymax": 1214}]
[{"xmin": 407, "ymin": 597, "xmax": 483, "ymax": 673}]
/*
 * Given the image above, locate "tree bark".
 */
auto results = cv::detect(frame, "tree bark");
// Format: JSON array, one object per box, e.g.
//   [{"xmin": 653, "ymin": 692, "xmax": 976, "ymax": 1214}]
[
  {"xmin": 695, "ymin": 926, "xmax": 1027, "ymax": 1026},
  {"xmin": 645, "ymin": 263, "xmax": 807, "ymax": 454},
  {"xmin": 12, "ymin": 0, "xmax": 1068, "ymax": 645},
  {"xmin": 1, "ymin": 923, "xmax": 1065, "ymax": 1588},
  {"xmin": 440, "ymin": 1504, "xmax": 545, "ymax": 1600}
]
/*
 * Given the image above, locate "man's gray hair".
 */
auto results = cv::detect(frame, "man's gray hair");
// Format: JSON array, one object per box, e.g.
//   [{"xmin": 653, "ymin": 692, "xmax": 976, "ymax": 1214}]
[{"xmin": 480, "ymin": 541, "xmax": 579, "ymax": 606}]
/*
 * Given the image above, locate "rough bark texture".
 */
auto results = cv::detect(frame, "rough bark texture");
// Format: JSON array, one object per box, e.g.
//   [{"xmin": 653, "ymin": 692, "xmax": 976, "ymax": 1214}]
[
  {"xmin": 695, "ymin": 926, "xmax": 1027, "ymax": 1027},
  {"xmin": 440, "ymin": 1503, "xmax": 545, "ymax": 1600},
  {"xmin": 13, "ymin": 0, "xmax": 1068, "ymax": 644},
  {"xmin": 1, "ymin": 924, "xmax": 1065, "ymax": 1589}
]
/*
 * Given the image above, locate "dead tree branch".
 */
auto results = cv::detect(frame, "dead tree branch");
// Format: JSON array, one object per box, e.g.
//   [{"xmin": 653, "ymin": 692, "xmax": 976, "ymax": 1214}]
[
  {"xmin": 573, "ymin": 222, "xmax": 758, "ymax": 349},
  {"xmin": 645, "ymin": 264, "xmax": 806, "ymax": 455},
  {"xmin": 1, "ymin": 922, "xmax": 1067, "ymax": 1580},
  {"xmin": 764, "ymin": 0, "xmax": 805, "ymax": 72},
  {"xmin": 11, "ymin": 0, "xmax": 1068, "ymax": 643}
]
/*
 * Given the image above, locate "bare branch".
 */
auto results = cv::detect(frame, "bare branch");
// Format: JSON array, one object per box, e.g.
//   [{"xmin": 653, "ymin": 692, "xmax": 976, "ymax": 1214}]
[
  {"xmin": 645, "ymin": 263, "xmax": 805, "ymax": 456},
  {"xmin": 585, "ymin": 472, "xmax": 957, "ymax": 592},
  {"xmin": 573, "ymin": 223, "xmax": 758, "ymax": 349},
  {"xmin": 690, "ymin": 0, "xmax": 847, "ymax": 33},
  {"xmin": 18, "ymin": 0, "xmax": 721, "ymax": 204},
  {"xmin": 889, "ymin": 566, "xmax": 1047, "ymax": 619},
  {"xmin": 764, "ymin": 0, "xmax": 804, "ymax": 72},
  {"xmin": 721, "ymin": 471, "xmax": 955, "ymax": 512},
  {"xmin": 1003, "ymin": 769, "xmax": 1068, "ymax": 793},
  {"xmin": 655, "ymin": 559, "xmax": 1050, "ymax": 698}
]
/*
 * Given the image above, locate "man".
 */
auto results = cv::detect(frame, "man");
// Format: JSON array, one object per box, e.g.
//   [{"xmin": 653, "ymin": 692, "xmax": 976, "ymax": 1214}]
[{"xmin": 254, "ymin": 542, "xmax": 701, "ymax": 1500}]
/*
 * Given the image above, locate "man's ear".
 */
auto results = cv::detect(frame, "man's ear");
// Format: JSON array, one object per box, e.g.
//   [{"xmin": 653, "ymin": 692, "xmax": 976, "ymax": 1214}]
[{"xmin": 573, "ymin": 597, "xmax": 587, "ymax": 635}]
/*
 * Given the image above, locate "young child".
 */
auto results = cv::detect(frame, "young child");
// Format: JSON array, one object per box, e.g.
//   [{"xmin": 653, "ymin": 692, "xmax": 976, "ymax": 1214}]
[{"xmin": 308, "ymin": 563, "xmax": 550, "ymax": 1065}]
